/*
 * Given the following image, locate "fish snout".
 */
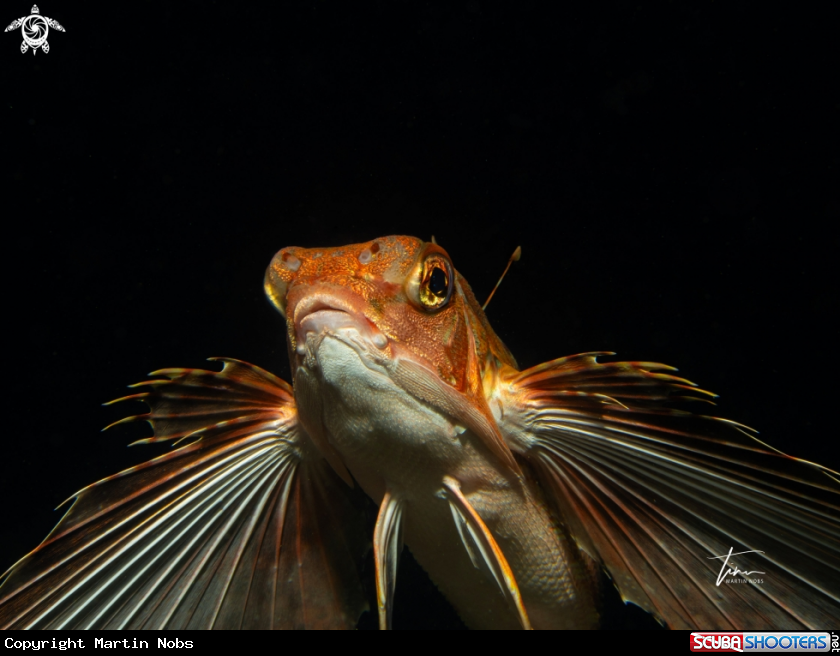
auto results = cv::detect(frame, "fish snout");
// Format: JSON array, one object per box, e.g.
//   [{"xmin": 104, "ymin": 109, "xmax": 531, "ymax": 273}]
[{"xmin": 264, "ymin": 249, "xmax": 304, "ymax": 318}]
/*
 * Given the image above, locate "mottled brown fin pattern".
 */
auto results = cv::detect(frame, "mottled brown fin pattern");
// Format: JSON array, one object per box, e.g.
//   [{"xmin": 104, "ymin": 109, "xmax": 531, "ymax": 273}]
[
  {"xmin": 0, "ymin": 359, "xmax": 368, "ymax": 629},
  {"xmin": 499, "ymin": 352, "xmax": 840, "ymax": 629}
]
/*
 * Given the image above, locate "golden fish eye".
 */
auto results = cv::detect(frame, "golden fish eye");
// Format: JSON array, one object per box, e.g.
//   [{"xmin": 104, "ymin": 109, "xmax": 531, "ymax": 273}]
[{"xmin": 418, "ymin": 256, "xmax": 452, "ymax": 309}]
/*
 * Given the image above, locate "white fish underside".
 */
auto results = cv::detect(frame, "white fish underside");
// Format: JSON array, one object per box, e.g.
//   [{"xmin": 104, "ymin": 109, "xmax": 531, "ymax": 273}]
[{"xmin": 299, "ymin": 323, "xmax": 598, "ymax": 629}]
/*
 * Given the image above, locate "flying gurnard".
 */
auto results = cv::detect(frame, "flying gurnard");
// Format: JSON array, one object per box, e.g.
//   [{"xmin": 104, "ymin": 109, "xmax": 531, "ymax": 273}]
[{"xmin": 1, "ymin": 235, "xmax": 839, "ymax": 629}]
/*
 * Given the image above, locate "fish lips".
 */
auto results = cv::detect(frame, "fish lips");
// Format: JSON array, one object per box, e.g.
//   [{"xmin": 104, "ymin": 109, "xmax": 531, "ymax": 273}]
[{"xmin": 292, "ymin": 297, "xmax": 390, "ymax": 369}]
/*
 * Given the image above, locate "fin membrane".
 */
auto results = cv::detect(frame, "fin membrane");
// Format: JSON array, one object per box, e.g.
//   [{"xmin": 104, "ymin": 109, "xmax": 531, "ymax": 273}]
[
  {"xmin": 0, "ymin": 359, "xmax": 368, "ymax": 629},
  {"xmin": 500, "ymin": 352, "xmax": 840, "ymax": 629}
]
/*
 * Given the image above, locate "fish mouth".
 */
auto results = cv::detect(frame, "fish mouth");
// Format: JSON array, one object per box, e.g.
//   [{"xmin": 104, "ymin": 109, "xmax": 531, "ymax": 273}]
[{"xmin": 292, "ymin": 295, "xmax": 389, "ymax": 361}]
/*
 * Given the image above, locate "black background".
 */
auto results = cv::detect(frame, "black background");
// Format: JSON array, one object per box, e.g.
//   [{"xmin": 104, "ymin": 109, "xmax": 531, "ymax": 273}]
[{"xmin": 0, "ymin": 0, "xmax": 837, "ymax": 629}]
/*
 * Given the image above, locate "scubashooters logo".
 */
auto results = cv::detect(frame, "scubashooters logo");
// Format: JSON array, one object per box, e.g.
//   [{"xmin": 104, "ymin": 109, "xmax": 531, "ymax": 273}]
[
  {"xmin": 690, "ymin": 551, "xmax": 831, "ymax": 653},
  {"xmin": 690, "ymin": 633, "xmax": 831, "ymax": 653},
  {"xmin": 4, "ymin": 5, "xmax": 64, "ymax": 54}
]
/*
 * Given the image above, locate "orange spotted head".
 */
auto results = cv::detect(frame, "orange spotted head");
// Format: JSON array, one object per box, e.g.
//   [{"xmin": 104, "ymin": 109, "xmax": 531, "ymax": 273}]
[{"xmin": 264, "ymin": 235, "xmax": 516, "ymax": 394}]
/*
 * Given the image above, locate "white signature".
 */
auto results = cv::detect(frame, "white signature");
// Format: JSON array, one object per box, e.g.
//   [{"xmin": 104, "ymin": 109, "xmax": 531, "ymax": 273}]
[{"xmin": 707, "ymin": 547, "xmax": 766, "ymax": 586}]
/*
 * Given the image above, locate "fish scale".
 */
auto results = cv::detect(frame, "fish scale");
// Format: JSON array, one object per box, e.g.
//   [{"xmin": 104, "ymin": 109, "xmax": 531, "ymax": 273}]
[{"xmin": 306, "ymin": 328, "xmax": 599, "ymax": 628}]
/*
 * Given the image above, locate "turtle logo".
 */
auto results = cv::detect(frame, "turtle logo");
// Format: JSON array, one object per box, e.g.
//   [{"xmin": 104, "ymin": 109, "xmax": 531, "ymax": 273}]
[{"xmin": 4, "ymin": 5, "xmax": 65, "ymax": 55}]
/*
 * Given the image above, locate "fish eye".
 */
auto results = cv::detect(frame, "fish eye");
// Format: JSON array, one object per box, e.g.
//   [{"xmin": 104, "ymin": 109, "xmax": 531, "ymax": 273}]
[
  {"xmin": 429, "ymin": 267, "xmax": 447, "ymax": 296},
  {"xmin": 418, "ymin": 256, "xmax": 453, "ymax": 310}
]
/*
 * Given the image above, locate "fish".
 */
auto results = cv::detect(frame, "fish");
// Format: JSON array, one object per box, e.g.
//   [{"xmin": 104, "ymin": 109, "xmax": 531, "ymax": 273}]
[{"xmin": 1, "ymin": 234, "xmax": 838, "ymax": 630}]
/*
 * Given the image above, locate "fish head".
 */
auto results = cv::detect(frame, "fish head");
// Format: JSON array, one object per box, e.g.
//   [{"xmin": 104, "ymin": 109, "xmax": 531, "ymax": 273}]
[
  {"xmin": 264, "ymin": 235, "xmax": 521, "ymax": 483},
  {"xmin": 264, "ymin": 235, "xmax": 515, "ymax": 392}
]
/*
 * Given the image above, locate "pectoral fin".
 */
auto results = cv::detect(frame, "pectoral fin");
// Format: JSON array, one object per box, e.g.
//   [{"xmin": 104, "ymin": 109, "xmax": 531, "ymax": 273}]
[
  {"xmin": 442, "ymin": 477, "xmax": 531, "ymax": 630},
  {"xmin": 373, "ymin": 489, "xmax": 405, "ymax": 630},
  {"xmin": 0, "ymin": 359, "xmax": 368, "ymax": 629},
  {"xmin": 498, "ymin": 352, "xmax": 840, "ymax": 629}
]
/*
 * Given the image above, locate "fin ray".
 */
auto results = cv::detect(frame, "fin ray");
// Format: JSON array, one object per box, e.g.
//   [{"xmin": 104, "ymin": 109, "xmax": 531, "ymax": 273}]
[
  {"xmin": 442, "ymin": 476, "xmax": 532, "ymax": 629},
  {"xmin": 373, "ymin": 489, "xmax": 405, "ymax": 630},
  {"xmin": 0, "ymin": 360, "xmax": 368, "ymax": 629},
  {"xmin": 500, "ymin": 353, "xmax": 840, "ymax": 629}
]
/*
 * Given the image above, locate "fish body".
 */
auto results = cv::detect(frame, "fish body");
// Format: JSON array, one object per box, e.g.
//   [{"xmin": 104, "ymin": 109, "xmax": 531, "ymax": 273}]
[
  {"xmin": 1, "ymin": 235, "xmax": 838, "ymax": 629},
  {"xmin": 266, "ymin": 236, "xmax": 598, "ymax": 628}
]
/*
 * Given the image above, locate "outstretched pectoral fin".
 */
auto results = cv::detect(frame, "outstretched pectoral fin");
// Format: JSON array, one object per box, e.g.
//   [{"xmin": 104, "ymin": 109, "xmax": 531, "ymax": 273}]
[
  {"xmin": 442, "ymin": 477, "xmax": 531, "ymax": 630},
  {"xmin": 498, "ymin": 352, "xmax": 840, "ymax": 629},
  {"xmin": 373, "ymin": 489, "xmax": 405, "ymax": 630},
  {"xmin": 0, "ymin": 359, "xmax": 368, "ymax": 629}
]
